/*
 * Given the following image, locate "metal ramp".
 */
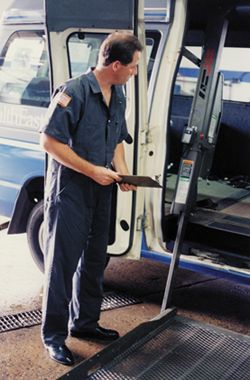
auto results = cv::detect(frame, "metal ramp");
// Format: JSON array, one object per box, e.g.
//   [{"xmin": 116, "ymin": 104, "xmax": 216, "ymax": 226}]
[{"xmin": 59, "ymin": 309, "xmax": 250, "ymax": 380}]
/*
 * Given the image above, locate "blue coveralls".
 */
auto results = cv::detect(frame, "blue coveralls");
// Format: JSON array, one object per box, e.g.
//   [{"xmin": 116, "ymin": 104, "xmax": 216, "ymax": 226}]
[{"xmin": 41, "ymin": 70, "xmax": 128, "ymax": 346}]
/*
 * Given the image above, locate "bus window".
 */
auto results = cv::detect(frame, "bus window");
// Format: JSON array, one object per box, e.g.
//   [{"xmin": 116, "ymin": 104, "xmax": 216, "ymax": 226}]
[
  {"xmin": 221, "ymin": 47, "xmax": 250, "ymax": 102},
  {"xmin": 176, "ymin": 46, "xmax": 250, "ymax": 102},
  {"xmin": 0, "ymin": 31, "xmax": 50, "ymax": 107},
  {"xmin": 175, "ymin": 46, "xmax": 201, "ymax": 96}
]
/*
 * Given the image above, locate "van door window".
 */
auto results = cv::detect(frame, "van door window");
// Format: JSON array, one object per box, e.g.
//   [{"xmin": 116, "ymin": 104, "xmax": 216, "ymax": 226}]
[
  {"xmin": 0, "ymin": 31, "xmax": 50, "ymax": 107},
  {"xmin": 67, "ymin": 31, "xmax": 161, "ymax": 82},
  {"xmin": 145, "ymin": 30, "xmax": 161, "ymax": 82},
  {"xmin": 68, "ymin": 33, "xmax": 105, "ymax": 77}
]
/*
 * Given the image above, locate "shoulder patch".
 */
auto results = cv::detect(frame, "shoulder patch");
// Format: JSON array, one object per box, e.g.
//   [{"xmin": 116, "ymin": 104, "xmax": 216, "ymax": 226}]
[
  {"xmin": 44, "ymin": 89, "xmax": 72, "ymax": 124},
  {"xmin": 56, "ymin": 91, "xmax": 72, "ymax": 108}
]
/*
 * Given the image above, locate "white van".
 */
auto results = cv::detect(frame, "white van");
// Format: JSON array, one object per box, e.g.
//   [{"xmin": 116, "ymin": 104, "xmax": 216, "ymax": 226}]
[{"xmin": 0, "ymin": 0, "xmax": 250, "ymax": 284}]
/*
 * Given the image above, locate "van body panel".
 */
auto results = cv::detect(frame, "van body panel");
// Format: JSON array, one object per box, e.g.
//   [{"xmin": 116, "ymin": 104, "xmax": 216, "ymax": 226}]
[{"xmin": 45, "ymin": 0, "xmax": 135, "ymax": 32}]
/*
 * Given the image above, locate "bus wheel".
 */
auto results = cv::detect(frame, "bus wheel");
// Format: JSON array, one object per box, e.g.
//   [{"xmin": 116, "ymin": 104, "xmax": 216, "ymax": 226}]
[{"xmin": 27, "ymin": 200, "xmax": 44, "ymax": 273}]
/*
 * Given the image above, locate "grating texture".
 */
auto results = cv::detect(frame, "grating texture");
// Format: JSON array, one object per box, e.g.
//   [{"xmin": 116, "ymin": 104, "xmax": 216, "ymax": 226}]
[
  {"xmin": 87, "ymin": 318, "xmax": 250, "ymax": 380},
  {"xmin": 0, "ymin": 293, "xmax": 140, "ymax": 333},
  {"xmin": 101, "ymin": 293, "xmax": 140, "ymax": 311},
  {"xmin": 0, "ymin": 309, "xmax": 42, "ymax": 332}
]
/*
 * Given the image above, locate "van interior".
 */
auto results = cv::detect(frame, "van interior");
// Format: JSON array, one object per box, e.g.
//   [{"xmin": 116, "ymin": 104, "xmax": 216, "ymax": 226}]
[{"xmin": 163, "ymin": 0, "xmax": 250, "ymax": 270}]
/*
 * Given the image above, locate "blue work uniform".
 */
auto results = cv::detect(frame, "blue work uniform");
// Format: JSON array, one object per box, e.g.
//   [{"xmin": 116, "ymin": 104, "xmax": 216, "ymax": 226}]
[{"xmin": 41, "ymin": 70, "xmax": 128, "ymax": 346}]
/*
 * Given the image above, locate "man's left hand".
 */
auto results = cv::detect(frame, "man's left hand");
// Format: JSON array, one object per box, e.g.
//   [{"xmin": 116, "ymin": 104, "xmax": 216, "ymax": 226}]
[{"xmin": 118, "ymin": 182, "xmax": 137, "ymax": 192}]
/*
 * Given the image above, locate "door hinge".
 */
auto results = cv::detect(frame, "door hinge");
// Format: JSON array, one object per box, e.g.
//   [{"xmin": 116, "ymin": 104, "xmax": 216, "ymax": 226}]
[{"xmin": 136, "ymin": 214, "xmax": 148, "ymax": 231}]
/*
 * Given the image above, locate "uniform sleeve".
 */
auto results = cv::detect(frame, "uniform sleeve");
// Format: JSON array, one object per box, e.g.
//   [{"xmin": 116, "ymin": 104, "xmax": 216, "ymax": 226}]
[
  {"xmin": 40, "ymin": 83, "xmax": 84, "ymax": 144},
  {"xmin": 118, "ymin": 118, "xmax": 128, "ymax": 143},
  {"xmin": 117, "ymin": 88, "xmax": 128, "ymax": 143}
]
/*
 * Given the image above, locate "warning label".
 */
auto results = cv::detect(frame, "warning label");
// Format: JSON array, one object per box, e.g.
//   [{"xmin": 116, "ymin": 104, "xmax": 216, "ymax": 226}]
[{"xmin": 175, "ymin": 159, "xmax": 194, "ymax": 204}]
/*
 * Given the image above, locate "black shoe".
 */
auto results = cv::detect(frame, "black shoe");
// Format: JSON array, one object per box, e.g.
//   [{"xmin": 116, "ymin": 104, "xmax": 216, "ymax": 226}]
[
  {"xmin": 71, "ymin": 325, "xmax": 119, "ymax": 341},
  {"xmin": 45, "ymin": 344, "xmax": 74, "ymax": 366}
]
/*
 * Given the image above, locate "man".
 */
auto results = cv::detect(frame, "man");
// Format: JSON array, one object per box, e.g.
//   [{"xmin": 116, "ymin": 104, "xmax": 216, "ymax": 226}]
[{"xmin": 40, "ymin": 31, "xmax": 142, "ymax": 366}]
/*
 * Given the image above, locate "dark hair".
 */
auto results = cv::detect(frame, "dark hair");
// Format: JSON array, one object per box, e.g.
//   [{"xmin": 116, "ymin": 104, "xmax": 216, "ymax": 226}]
[{"xmin": 101, "ymin": 32, "xmax": 143, "ymax": 66}]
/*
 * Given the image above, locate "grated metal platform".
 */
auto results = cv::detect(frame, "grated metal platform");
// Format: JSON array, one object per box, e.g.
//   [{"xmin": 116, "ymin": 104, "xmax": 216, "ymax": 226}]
[
  {"xmin": 60, "ymin": 310, "xmax": 250, "ymax": 380},
  {"xmin": 0, "ymin": 292, "xmax": 140, "ymax": 333},
  {"xmin": 0, "ymin": 309, "xmax": 42, "ymax": 332},
  {"xmin": 101, "ymin": 292, "xmax": 140, "ymax": 311}
]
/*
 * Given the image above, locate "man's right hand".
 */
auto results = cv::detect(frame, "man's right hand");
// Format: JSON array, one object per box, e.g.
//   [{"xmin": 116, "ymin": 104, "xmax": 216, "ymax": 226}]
[{"xmin": 90, "ymin": 166, "xmax": 121, "ymax": 186}]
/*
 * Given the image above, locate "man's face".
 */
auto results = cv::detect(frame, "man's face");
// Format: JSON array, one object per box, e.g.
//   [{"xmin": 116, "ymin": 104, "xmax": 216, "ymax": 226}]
[{"xmin": 113, "ymin": 50, "xmax": 141, "ymax": 85}]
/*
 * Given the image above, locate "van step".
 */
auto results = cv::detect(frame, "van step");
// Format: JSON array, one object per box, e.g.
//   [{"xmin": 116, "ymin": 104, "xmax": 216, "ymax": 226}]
[
  {"xmin": 164, "ymin": 208, "xmax": 250, "ymax": 257},
  {"xmin": 190, "ymin": 208, "xmax": 250, "ymax": 236},
  {"xmin": 60, "ymin": 309, "xmax": 250, "ymax": 380}
]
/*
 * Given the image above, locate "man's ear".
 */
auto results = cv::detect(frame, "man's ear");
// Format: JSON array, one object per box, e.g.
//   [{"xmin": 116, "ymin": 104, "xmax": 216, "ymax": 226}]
[{"xmin": 112, "ymin": 60, "xmax": 121, "ymax": 71}]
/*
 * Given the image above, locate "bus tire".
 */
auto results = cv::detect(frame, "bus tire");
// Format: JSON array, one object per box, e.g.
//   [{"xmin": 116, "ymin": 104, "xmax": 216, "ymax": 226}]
[
  {"xmin": 27, "ymin": 200, "xmax": 44, "ymax": 273},
  {"xmin": 26, "ymin": 200, "xmax": 111, "ymax": 273}
]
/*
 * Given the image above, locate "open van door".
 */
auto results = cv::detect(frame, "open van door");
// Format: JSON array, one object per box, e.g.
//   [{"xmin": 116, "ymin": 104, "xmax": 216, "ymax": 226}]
[
  {"xmin": 143, "ymin": 0, "xmax": 188, "ymax": 253},
  {"xmin": 44, "ymin": 0, "xmax": 148, "ymax": 259}
]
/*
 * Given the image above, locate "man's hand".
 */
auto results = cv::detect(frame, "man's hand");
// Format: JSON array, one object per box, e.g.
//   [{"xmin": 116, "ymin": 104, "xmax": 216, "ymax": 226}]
[
  {"xmin": 90, "ymin": 166, "xmax": 137, "ymax": 190},
  {"xmin": 118, "ymin": 182, "xmax": 137, "ymax": 192},
  {"xmin": 90, "ymin": 166, "xmax": 121, "ymax": 186},
  {"xmin": 112, "ymin": 143, "xmax": 137, "ymax": 191}
]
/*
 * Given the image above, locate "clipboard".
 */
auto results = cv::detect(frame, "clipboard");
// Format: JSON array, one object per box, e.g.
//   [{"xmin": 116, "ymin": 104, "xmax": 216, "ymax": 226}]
[{"xmin": 119, "ymin": 175, "xmax": 162, "ymax": 188}]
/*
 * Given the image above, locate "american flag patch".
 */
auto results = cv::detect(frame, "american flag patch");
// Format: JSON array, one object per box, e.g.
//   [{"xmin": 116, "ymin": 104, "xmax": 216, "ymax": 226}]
[{"xmin": 56, "ymin": 91, "xmax": 72, "ymax": 107}]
